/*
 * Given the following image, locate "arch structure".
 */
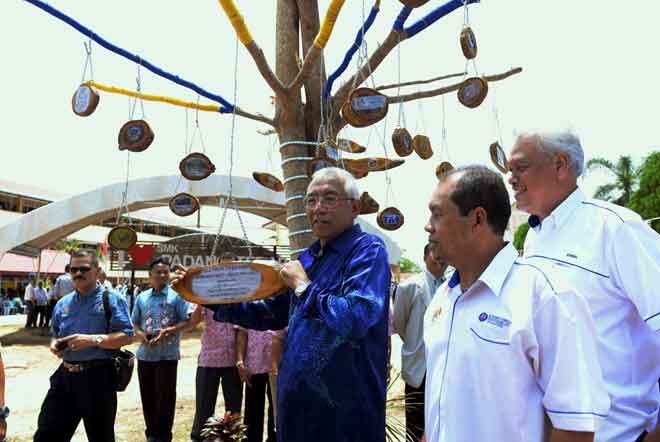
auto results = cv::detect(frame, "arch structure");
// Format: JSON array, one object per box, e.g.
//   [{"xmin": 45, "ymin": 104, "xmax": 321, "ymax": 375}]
[{"xmin": 0, "ymin": 175, "xmax": 401, "ymax": 264}]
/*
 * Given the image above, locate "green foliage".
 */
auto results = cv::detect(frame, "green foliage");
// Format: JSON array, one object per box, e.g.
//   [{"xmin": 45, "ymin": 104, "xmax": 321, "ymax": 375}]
[
  {"xmin": 51, "ymin": 238, "xmax": 81, "ymax": 254},
  {"xmin": 513, "ymin": 223, "xmax": 530, "ymax": 251},
  {"xmin": 585, "ymin": 155, "xmax": 640, "ymax": 206},
  {"xmin": 399, "ymin": 256, "xmax": 421, "ymax": 273},
  {"xmin": 629, "ymin": 151, "xmax": 660, "ymax": 233}
]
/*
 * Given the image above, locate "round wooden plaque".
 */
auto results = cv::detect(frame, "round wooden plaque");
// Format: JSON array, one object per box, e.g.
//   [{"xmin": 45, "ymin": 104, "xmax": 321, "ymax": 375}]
[
  {"xmin": 169, "ymin": 192, "xmax": 200, "ymax": 217},
  {"xmin": 179, "ymin": 152, "xmax": 216, "ymax": 181},
  {"xmin": 359, "ymin": 192, "xmax": 380, "ymax": 215},
  {"xmin": 412, "ymin": 134, "xmax": 433, "ymax": 160},
  {"xmin": 253, "ymin": 172, "xmax": 284, "ymax": 192},
  {"xmin": 489, "ymin": 141, "xmax": 509, "ymax": 173},
  {"xmin": 118, "ymin": 120, "xmax": 154, "ymax": 152},
  {"xmin": 435, "ymin": 161, "xmax": 455, "ymax": 179},
  {"xmin": 107, "ymin": 225, "xmax": 138, "ymax": 251},
  {"xmin": 342, "ymin": 88, "xmax": 389, "ymax": 128},
  {"xmin": 172, "ymin": 261, "xmax": 287, "ymax": 305},
  {"xmin": 457, "ymin": 77, "xmax": 488, "ymax": 109},
  {"xmin": 392, "ymin": 128, "xmax": 413, "ymax": 157},
  {"xmin": 398, "ymin": 0, "xmax": 429, "ymax": 7},
  {"xmin": 72, "ymin": 84, "xmax": 100, "ymax": 117},
  {"xmin": 377, "ymin": 207, "xmax": 405, "ymax": 231},
  {"xmin": 460, "ymin": 27, "xmax": 478, "ymax": 60}
]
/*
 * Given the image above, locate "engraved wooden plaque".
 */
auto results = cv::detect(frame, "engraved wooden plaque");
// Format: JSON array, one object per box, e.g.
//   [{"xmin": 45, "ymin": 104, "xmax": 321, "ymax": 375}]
[
  {"xmin": 489, "ymin": 141, "xmax": 509, "ymax": 173},
  {"xmin": 173, "ymin": 261, "xmax": 287, "ymax": 305},
  {"xmin": 435, "ymin": 161, "xmax": 455, "ymax": 179},
  {"xmin": 457, "ymin": 77, "xmax": 488, "ymax": 109},
  {"xmin": 169, "ymin": 192, "xmax": 200, "ymax": 217},
  {"xmin": 118, "ymin": 120, "xmax": 154, "ymax": 152},
  {"xmin": 344, "ymin": 157, "xmax": 404, "ymax": 174},
  {"xmin": 332, "ymin": 138, "xmax": 366, "ymax": 154},
  {"xmin": 359, "ymin": 192, "xmax": 380, "ymax": 215},
  {"xmin": 107, "ymin": 225, "xmax": 138, "ymax": 251},
  {"xmin": 72, "ymin": 84, "xmax": 100, "ymax": 117},
  {"xmin": 253, "ymin": 172, "xmax": 284, "ymax": 192},
  {"xmin": 392, "ymin": 128, "xmax": 413, "ymax": 157},
  {"xmin": 179, "ymin": 152, "xmax": 216, "ymax": 181},
  {"xmin": 460, "ymin": 27, "xmax": 478, "ymax": 60},
  {"xmin": 342, "ymin": 88, "xmax": 389, "ymax": 128},
  {"xmin": 412, "ymin": 135, "xmax": 433, "ymax": 160},
  {"xmin": 377, "ymin": 207, "xmax": 405, "ymax": 231},
  {"xmin": 398, "ymin": 0, "xmax": 430, "ymax": 7}
]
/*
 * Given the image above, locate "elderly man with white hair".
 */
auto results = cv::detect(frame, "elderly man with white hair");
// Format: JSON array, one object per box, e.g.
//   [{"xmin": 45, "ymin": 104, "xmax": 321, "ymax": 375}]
[{"xmin": 509, "ymin": 130, "xmax": 660, "ymax": 442}]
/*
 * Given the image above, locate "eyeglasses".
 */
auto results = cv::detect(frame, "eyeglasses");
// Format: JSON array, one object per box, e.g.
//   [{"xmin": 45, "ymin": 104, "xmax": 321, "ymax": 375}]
[
  {"xmin": 303, "ymin": 195, "xmax": 354, "ymax": 209},
  {"xmin": 70, "ymin": 266, "xmax": 92, "ymax": 274}
]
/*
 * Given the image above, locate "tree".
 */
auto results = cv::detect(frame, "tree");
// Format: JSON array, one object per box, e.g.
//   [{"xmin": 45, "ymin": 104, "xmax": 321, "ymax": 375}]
[
  {"xmin": 51, "ymin": 238, "xmax": 81, "ymax": 255},
  {"xmin": 399, "ymin": 256, "xmax": 421, "ymax": 273},
  {"xmin": 629, "ymin": 151, "xmax": 660, "ymax": 233},
  {"xmin": 585, "ymin": 156, "xmax": 639, "ymax": 207},
  {"xmin": 512, "ymin": 223, "xmax": 529, "ymax": 252}
]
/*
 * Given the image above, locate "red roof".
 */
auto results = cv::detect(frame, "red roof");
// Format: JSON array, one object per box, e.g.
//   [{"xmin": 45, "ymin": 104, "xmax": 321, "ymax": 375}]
[{"xmin": 0, "ymin": 249, "xmax": 70, "ymax": 274}]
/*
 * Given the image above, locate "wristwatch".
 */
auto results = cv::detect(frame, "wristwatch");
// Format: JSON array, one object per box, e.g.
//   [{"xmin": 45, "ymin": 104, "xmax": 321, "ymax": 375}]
[
  {"xmin": 94, "ymin": 335, "xmax": 104, "ymax": 347},
  {"xmin": 294, "ymin": 281, "xmax": 309, "ymax": 297},
  {"xmin": 0, "ymin": 405, "xmax": 9, "ymax": 419}
]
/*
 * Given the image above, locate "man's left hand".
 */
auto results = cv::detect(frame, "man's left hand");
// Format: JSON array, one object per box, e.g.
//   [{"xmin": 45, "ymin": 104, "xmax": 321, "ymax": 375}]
[
  {"xmin": 279, "ymin": 261, "xmax": 310, "ymax": 290},
  {"xmin": 59, "ymin": 334, "xmax": 96, "ymax": 351},
  {"xmin": 149, "ymin": 328, "xmax": 170, "ymax": 346}
]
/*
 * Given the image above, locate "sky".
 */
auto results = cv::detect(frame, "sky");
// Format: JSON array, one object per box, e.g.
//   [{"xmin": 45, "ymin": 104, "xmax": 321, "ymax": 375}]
[{"xmin": 2, "ymin": 0, "xmax": 660, "ymax": 266}]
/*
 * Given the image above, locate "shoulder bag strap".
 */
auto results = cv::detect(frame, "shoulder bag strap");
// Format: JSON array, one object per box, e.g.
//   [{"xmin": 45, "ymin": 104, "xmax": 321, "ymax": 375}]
[{"xmin": 102, "ymin": 289, "xmax": 112, "ymax": 334}]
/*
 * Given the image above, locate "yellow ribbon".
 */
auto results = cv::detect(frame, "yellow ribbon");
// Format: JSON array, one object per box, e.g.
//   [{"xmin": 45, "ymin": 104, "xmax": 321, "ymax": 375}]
[
  {"xmin": 218, "ymin": 0, "xmax": 253, "ymax": 45},
  {"xmin": 314, "ymin": 0, "xmax": 346, "ymax": 49}
]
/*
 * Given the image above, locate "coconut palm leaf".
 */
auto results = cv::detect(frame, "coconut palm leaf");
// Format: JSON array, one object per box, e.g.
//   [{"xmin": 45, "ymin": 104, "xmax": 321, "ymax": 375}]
[{"xmin": 585, "ymin": 155, "xmax": 639, "ymax": 206}]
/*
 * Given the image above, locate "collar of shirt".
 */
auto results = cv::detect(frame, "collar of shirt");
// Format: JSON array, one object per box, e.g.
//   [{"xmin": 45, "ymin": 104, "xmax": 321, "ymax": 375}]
[
  {"xmin": 446, "ymin": 243, "xmax": 518, "ymax": 297},
  {"xmin": 301, "ymin": 223, "xmax": 363, "ymax": 271},
  {"xmin": 424, "ymin": 270, "xmax": 445, "ymax": 294},
  {"xmin": 74, "ymin": 285, "xmax": 102, "ymax": 304},
  {"xmin": 150, "ymin": 286, "xmax": 169, "ymax": 297},
  {"xmin": 528, "ymin": 187, "xmax": 586, "ymax": 232}
]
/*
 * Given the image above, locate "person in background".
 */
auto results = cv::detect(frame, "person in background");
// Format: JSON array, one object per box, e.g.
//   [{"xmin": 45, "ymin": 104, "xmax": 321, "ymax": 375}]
[
  {"xmin": 98, "ymin": 270, "xmax": 113, "ymax": 290},
  {"xmin": 23, "ymin": 282, "xmax": 36, "ymax": 328},
  {"xmin": 33, "ymin": 281, "xmax": 48, "ymax": 329},
  {"xmin": 132, "ymin": 257, "xmax": 191, "ymax": 442},
  {"xmin": 0, "ymin": 342, "xmax": 8, "ymax": 441}
]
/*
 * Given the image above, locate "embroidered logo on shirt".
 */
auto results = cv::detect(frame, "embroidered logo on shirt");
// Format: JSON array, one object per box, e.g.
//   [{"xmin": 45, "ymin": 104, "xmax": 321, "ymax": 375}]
[
  {"xmin": 566, "ymin": 253, "xmax": 578, "ymax": 259},
  {"xmin": 432, "ymin": 307, "xmax": 443, "ymax": 321},
  {"xmin": 478, "ymin": 312, "xmax": 511, "ymax": 328}
]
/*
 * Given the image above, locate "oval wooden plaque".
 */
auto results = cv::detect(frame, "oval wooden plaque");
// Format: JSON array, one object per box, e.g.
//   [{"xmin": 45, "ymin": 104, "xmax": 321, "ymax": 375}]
[
  {"xmin": 253, "ymin": 172, "xmax": 284, "ymax": 192},
  {"xmin": 392, "ymin": 128, "xmax": 413, "ymax": 157},
  {"xmin": 118, "ymin": 120, "xmax": 154, "ymax": 152},
  {"xmin": 72, "ymin": 84, "xmax": 100, "ymax": 117},
  {"xmin": 107, "ymin": 225, "xmax": 138, "ymax": 251},
  {"xmin": 489, "ymin": 141, "xmax": 509, "ymax": 173},
  {"xmin": 307, "ymin": 157, "xmax": 337, "ymax": 177},
  {"xmin": 359, "ymin": 192, "xmax": 380, "ymax": 215},
  {"xmin": 342, "ymin": 88, "xmax": 389, "ymax": 128},
  {"xmin": 169, "ymin": 192, "xmax": 200, "ymax": 217},
  {"xmin": 412, "ymin": 134, "xmax": 433, "ymax": 160},
  {"xmin": 344, "ymin": 157, "xmax": 404, "ymax": 174},
  {"xmin": 435, "ymin": 161, "xmax": 455, "ymax": 179},
  {"xmin": 173, "ymin": 261, "xmax": 287, "ymax": 305},
  {"xmin": 179, "ymin": 152, "xmax": 216, "ymax": 181},
  {"xmin": 460, "ymin": 27, "xmax": 478, "ymax": 60},
  {"xmin": 457, "ymin": 77, "xmax": 488, "ymax": 109},
  {"xmin": 349, "ymin": 168, "xmax": 369, "ymax": 180},
  {"xmin": 377, "ymin": 207, "xmax": 405, "ymax": 231},
  {"xmin": 333, "ymin": 138, "xmax": 366, "ymax": 154}
]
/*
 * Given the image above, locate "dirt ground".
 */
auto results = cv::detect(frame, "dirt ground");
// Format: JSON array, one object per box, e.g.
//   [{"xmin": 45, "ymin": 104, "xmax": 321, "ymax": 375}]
[{"xmin": 1, "ymin": 314, "xmax": 405, "ymax": 442}]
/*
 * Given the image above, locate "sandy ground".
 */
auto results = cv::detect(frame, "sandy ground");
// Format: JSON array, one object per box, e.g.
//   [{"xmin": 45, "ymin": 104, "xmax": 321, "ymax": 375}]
[{"xmin": 1, "ymin": 314, "xmax": 405, "ymax": 442}]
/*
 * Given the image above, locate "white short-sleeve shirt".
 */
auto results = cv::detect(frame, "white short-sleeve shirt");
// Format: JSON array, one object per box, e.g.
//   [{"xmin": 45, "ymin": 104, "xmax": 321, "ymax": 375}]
[
  {"xmin": 424, "ymin": 243, "xmax": 610, "ymax": 442},
  {"xmin": 524, "ymin": 188, "xmax": 660, "ymax": 442}
]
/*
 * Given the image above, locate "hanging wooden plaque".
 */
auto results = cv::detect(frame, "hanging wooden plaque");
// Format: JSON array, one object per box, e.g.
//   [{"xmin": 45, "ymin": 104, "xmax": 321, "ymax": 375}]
[
  {"xmin": 332, "ymin": 138, "xmax": 367, "ymax": 154},
  {"xmin": 489, "ymin": 141, "xmax": 509, "ymax": 173},
  {"xmin": 359, "ymin": 192, "xmax": 380, "ymax": 215},
  {"xmin": 435, "ymin": 161, "xmax": 455, "ymax": 179},
  {"xmin": 342, "ymin": 88, "xmax": 389, "ymax": 128},
  {"xmin": 412, "ymin": 135, "xmax": 433, "ymax": 160},
  {"xmin": 179, "ymin": 152, "xmax": 216, "ymax": 181},
  {"xmin": 392, "ymin": 128, "xmax": 413, "ymax": 157},
  {"xmin": 71, "ymin": 84, "xmax": 100, "ymax": 117},
  {"xmin": 253, "ymin": 172, "xmax": 284, "ymax": 192},
  {"xmin": 118, "ymin": 120, "xmax": 154, "ymax": 152},
  {"xmin": 344, "ymin": 157, "xmax": 404, "ymax": 174},
  {"xmin": 377, "ymin": 207, "xmax": 405, "ymax": 231},
  {"xmin": 107, "ymin": 225, "xmax": 138, "ymax": 251},
  {"xmin": 307, "ymin": 157, "xmax": 337, "ymax": 177},
  {"xmin": 457, "ymin": 77, "xmax": 488, "ymax": 109},
  {"xmin": 349, "ymin": 168, "xmax": 369, "ymax": 180},
  {"xmin": 398, "ymin": 0, "xmax": 429, "ymax": 7},
  {"xmin": 460, "ymin": 27, "xmax": 478, "ymax": 60},
  {"xmin": 169, "ymin": 192, "xmax": 200, "ymax": 217},
  {"xmin": 172, "ymin": 261, "xmax": 287, "ymax": 305}
]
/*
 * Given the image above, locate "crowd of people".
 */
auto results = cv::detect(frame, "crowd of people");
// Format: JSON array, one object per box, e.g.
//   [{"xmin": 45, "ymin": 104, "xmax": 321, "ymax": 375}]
[{"xmin": 0, "ymin": 128, "xmax": 658, "ymax": 442}]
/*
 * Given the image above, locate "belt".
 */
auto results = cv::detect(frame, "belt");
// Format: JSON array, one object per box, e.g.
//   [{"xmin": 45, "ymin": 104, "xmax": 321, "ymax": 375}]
[{"xmin": 62, "ymin": 359, "xmax": 112, "ymax": 373}]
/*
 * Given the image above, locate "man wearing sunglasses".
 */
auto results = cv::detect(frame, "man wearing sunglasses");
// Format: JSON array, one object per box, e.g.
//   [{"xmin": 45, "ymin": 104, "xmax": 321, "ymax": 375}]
[
  {"xmin": 34, "ymin": 250, "xmax": 134, "ymax": 442},
  {"xmin": 174, "ymin": 167, "xmax": 391, "ymax": 442}
]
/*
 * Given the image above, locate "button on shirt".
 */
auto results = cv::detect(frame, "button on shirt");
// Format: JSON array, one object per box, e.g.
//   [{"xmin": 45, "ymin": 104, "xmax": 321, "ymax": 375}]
[
  {"xmin": 51, "ymin": 286, "xmax": 134, "ymax": 362},
  {"xmin": 131, "ymin": 286, "xmax": 190, "ymax": 361},
  {"xmin": 424, "ymin": 243, "xmax": 610, "ymax": 442},
  {"xmin": 393, "ymin": 270, "xmax": 444, "ymax": 388},
  {"xmin": 524, "ymin": 188, "xmax": 660, "ymax": 442}
]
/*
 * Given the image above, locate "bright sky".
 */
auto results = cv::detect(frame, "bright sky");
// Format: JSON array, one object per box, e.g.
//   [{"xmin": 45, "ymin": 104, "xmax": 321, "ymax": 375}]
[{"xmin": 2, "ymin": 0, "xmax": 659, "ymax": 266}]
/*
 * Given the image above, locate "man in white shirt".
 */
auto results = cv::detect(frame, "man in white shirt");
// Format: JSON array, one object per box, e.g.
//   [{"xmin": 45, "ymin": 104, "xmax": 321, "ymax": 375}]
[
  {"xmin": 393, "ymin": 244, "xmax": 446, "ymax": 441},
  {"xmin": 424, "ymin": 165, "xmax": 609, "ymax": 442},
  {"xmin": 23, "ymin": 282, "xmax": 36, "ymax": 328},
  {"xmin": 509, "ymin": 130, "xmax": 660, "ymax": 442}
]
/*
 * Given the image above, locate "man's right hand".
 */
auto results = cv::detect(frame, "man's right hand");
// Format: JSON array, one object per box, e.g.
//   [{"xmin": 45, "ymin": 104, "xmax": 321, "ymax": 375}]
[
  {"xmin": 170, "ymin": 264, "xmax": 188, "ymax": 287},
  {"xmin": 0, "ymin": 416, "xmax": 6, "ymax": 441},
  {"xmin": 49, "ymin": 339, "xmax": 65, "ymax": 358},
  {"xmin": 237, "ymin": 362, "xmax": 251, "ymax": 387}
]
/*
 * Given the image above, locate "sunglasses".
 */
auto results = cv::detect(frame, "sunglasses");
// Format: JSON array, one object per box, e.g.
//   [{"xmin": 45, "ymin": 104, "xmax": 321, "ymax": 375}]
[{"xmin": 70, "ymin": 266, "xmax": 92, "ymax": 274}]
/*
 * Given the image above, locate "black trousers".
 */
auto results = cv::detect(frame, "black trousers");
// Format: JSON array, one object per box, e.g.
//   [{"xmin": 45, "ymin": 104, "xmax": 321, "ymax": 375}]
[
  {"xmin": 34, "ymin": 363, "xmax": 117, "ymax": 442},
  {"xmin": 25, "ymin": 301, "xmax": 37, "ymax": 328},
  {"xmin": 36, "ymin": 305, "xmax": 47, "ymax": 328},
  {"xmin": 404, "ymin": 376, "xmax": 426, "ymax": 442},
  {"xmin": 190, "ymin": 366, "xmax": 244, "ymax": 442},
  {"xmin": 137, "ymin": 360, "xmax": 178, "ymax": 442},
  {"xmin": 244, "ymin": 372, "xmax": 276, "ymax": 442}
]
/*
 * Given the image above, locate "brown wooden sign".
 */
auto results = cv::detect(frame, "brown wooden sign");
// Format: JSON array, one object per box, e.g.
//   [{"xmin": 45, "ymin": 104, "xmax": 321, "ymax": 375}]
[
  {"xmin": 72, "ymin": 84, "xmax": 100, "ymax": 117},
  {"xmin": 413, "ymin": 135, "xmax": 433, "ymax": 160},
  {"xmin": 392, "ymin": 128, "xmax": 413, "ymax": 157},
  {"xmin": 342, "ymin": 88, "xmax": 389, "ymax": 128},
  {"xmin": 460, "ymin": 27, "xmax": 478, "ymax": 60},
  {"xmin": 179, "ymin": 152, "xmax": 216, "ymax": 181},
  {"xmin": 332, "ymin": 139, "xmax": 367, "ymax": 154},
  {"xmin": 169, "ymin": 192, "xmax": 200, "ymax": 217},
  {"xmin": 252, "ymin": 172, "xmax": 284, "ymax": 192},
  {"xmin": 377, "ymin": 207, "xmax": 405, "ymax": 231},
  {"xmin": 359, "ymin": 192, "xmax": 380, "ymax": 215},
  {"xmin": 398, "ymin": 0, "xmax": 429, "ymax": 7},
  {"xmin": 435, "ymin": 161, "xmax": 455, "ymax": 179},
  {"xmin": 457, "ymin": 77, "xmax": 488, "ymax": 109},
  {"xmin": 118, "ymin": 120, "xmax": 154, "ymax": 152},
  {"xmin": 108, "ymin": 225, "xmax": 138, "ymax": 251},
  {"xmin": 489, "ymin": 141, "xmax": 509, "ymax": 173},
  {"xmin": 344, "ymin": 157, "xmax": 404, "ymax": 174}
]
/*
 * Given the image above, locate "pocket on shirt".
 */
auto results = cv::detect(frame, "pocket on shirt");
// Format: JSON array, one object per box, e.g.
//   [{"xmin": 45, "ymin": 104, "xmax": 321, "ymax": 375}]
[{"xmin": 469, "ymin": 324, "xmax": 511, "ymax": 346}]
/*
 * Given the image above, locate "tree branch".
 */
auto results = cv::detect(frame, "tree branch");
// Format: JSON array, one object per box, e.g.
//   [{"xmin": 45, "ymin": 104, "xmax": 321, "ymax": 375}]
[
  {"xmin": 245, "ymin": 41, "xmax": 287, "ymax": 97},
  {"xmin": 233, "ymin": 106, "xmax": 276, "ymax": 127},
  {"xmin": 387, "ymin": 67, "xmax": 523, "ymax": 104},
  {"xmin": 375, "ymin": 71, "xmax": 466, "ymax": 92}
]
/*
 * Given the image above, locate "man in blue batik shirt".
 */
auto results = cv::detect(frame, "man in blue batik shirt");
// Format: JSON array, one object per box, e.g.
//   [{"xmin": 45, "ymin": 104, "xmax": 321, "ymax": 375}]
[
  {"xmin": 174, "ymin": 167, "xmax": 391, "ymax": 442},
  {"xmin": 132, "ymin": 257, "xmax": 190, "ymax": 442},
  {"xmin": 34, "ymin": 250, "xmax": 134, "ymax": 442}
]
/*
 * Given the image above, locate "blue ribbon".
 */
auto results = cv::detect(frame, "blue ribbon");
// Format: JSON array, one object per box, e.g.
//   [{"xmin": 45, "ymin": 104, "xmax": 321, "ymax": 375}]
[{"xmin": 405, "ymin": 0, "xmax": 480, "ymax": 39}]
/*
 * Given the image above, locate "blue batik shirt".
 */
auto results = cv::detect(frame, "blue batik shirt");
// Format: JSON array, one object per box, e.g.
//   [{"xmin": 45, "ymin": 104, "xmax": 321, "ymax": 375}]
[
  {"xmin": 51, "ymin": 285, "xmax": 134, "ymax": 362},
  {"xmin": 210, "ymin": 223, "xmax": 391, "ymax": 442},
  {"xmin": 131, "ymin": 286, "xmax": 189, "ymax": 361}
]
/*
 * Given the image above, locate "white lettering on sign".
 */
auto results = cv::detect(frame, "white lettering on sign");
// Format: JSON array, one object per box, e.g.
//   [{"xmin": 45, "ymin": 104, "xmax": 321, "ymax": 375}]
[
  {"xmin": 191, "ymin": 265, "xmax": 262, "ymax": 301},
  {"xmin": 156, "ymin": 244, "xmax": 179, "ymax": 253}
]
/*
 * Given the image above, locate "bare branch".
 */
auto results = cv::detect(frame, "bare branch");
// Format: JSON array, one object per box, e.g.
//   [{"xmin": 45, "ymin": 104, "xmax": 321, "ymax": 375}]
[
  {"xmin": 375, "ymin": 71, "xmax": 466, "ymax": 92},
  {"xmin": 245, "ymin": 41, "xmax": 287, "ymax": 97},
  {"xmin": 289, "ymin": 46, "xmax": 322, "ymax": 91},
  {"xmin": 387, "ymin": 67, "xmax": 523, "ymax": 104},
  {"xmin": 233, "ymin": 106, "xmax": 276, "ymax": 127},
  {"xmin": 257, "ymin": 128, "xmax": 278, "ymax": 136}
]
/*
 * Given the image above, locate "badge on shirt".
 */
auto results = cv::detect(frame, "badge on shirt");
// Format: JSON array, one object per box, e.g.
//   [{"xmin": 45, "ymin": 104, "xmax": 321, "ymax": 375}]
[{"xmin": 479, "ymin": 312, "xmax": 511, "ymax": 328}]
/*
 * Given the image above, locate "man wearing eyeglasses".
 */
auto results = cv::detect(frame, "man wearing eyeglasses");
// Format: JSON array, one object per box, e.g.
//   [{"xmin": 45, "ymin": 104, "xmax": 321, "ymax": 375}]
[
  {"xmin": 174, "ymin": 167, "xmax": 391, "ymax": 442},
  {"xmin": 34, "ymin": 250, "xmax": 134, "ymax": 442}
]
